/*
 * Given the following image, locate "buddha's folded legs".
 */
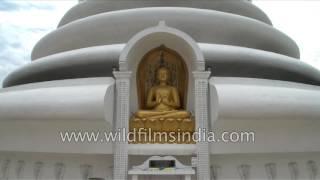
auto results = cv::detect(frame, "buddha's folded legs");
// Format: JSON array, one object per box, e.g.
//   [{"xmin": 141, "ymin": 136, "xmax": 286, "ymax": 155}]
[
  {"xmin": 135, "ymin": 110, "xmax": 190, "ymax": 119},
  {"xmin": 135, "ymin": 110, "xmax": 177, "ymax": 118},
  {"xmin": 145, "ymin": 111, "xmax": 191, "ymax": 119}
]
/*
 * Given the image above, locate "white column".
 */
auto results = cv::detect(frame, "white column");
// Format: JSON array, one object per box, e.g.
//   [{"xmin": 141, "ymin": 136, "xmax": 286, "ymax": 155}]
[
  {"xmin": 185, "ymin": 175, "xmax": 192, "ymax": 180},
  {"xmin": 193, "ymin": 71, "xmax": 211, "ymax": 180},
  {"xmin": 131, "ymin": 175, "xmax": 138, "ymax": 180},
  {"xmin": 113, "ymin": 71, "xmax": 132, "ymax": 180}
]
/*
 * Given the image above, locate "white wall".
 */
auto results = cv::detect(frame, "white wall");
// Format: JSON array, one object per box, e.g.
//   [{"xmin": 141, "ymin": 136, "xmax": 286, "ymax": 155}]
[
  {"xmin": 211, "ymin": 153, "xmax": 320, "ymax": 180},
  {"xmin": 0, "ymin": 152, "xmax": 113, "ymax": 180},
  {"xmin": 1, "ymin": 152, "xmax": 319, "ymax": 180},
  {"xmin": 0, "ymin": 120, "xmax": 113, "ymax": 154}
]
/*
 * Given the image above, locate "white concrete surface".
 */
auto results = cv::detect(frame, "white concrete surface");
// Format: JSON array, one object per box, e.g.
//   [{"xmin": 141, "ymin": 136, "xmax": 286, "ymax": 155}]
[
  {"xmin": 1, "ymin": 77, "xmax": 320, "ymax": 155},
  {"xmin": 31, "ymin": 7, "xmax": 299, "ymax": 60},
  {"xmin": 0, "ymin": 152, "xmax": 113, "ymax": 180},
  {"xmin": 0, "ymin": 152, "xmax": 319, "ymax": 180},
  {"xmin": 0, "ymin": 78, "xmax": 115, "ymax": 123},
  {"xmin": 5, "ymin": 43, "xmax": 319, "ymax": 88},
  {"xmin": 210, "ymin": 77, "xmax": 320, "ymax": 122},
  {"xmin": 60, "ymin": 0, "xmax": 271, "ymax": 26}
]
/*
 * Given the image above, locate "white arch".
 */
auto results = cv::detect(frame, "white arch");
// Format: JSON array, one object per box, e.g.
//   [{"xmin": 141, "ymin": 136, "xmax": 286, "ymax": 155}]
[
  {"xmin": 118, "ymin": 21, "xmax": 205, "ymax": 113},
  {"xmin": 119, "ymin": 21, "xmax": 205, "ymax": 71}
]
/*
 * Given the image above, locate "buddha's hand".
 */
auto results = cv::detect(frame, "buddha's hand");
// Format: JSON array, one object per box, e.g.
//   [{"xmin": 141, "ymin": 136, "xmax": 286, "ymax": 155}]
[{"xmin": 162, "ymin": 98, "xmax": 170, "ymax": 105}]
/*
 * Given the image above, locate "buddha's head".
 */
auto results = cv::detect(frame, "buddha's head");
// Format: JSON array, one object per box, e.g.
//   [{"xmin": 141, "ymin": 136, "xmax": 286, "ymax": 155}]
[{"xmin": 157, "ymin": 67, "xmax": 170, "ymax": 83}]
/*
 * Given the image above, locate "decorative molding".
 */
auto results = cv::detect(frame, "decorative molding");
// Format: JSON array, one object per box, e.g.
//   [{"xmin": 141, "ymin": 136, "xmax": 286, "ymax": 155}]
[
  {"xmin": 119, "ymin": 61, "xmax": 128, "ymax": 71},
  {"xmin": 1, "ymin": 159, "xmax": 10, "ymax": 180},
  {"xmin": 265, "ymin": 163, "xmax": 277, "ymax": 180},
  {"xmin": 34, "ymin": 161, "xmax": 44, "ymax": 180},
  {"xmin": 192, "ymin": 71, "xmax": 211, "ymax": 80},
  {"xmin": 196, "ymin": 61, "xmax": 206, "ymax": 72},
  {"xmin": 307, "ymin": 160, "xmax": 318, "ymax": 180},
  {"xmin": 119, "ymin": 21, "xmax": 205, "ymax": 71},
  {"xmin": 80, "ymin": 164, "xmax": 93, "ymax": 180},
  {"xmin": 113, "ymin": 71, "xmax": 132, "ymax": 79},
  {"xmin": 15, "ymin": 160, "xmax": 25, "ymax": 179},
  {"xmin": 238, "ymin": 164, "xmax": 250, "ymax": 180},
  {"xmin": 288, "ymin": 162, "xmax": 299, "ymax": 180},
  {"xmin": 54, "ymin": 162, "xmax": 65, "ymax": 180}
]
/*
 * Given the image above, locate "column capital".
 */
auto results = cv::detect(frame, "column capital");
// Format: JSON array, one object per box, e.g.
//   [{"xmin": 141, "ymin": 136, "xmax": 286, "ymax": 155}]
[
  {"xmin": 195, "ymin": 61, "xmax": 206, "ymax": 71},
  {"xmin": 113, "ymin": 71, "xmax": 132, "ymax": 79},
  {"xmin": 192, "ymin": 71, "xmax": 211, "ymax": 79},
  {"xmin": 119, "ymin": 61, "xmax": 128, "ymax": 71}
]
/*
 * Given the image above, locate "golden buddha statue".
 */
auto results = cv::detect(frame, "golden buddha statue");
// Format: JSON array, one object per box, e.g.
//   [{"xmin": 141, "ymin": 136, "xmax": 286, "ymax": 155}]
[
  {"xmin": 129, "ymin": 47, "xmax": 195, "ymax": 143},
  {"xmin": 135, "ymin": 67, "xmax": 190, "ymax": 119}
]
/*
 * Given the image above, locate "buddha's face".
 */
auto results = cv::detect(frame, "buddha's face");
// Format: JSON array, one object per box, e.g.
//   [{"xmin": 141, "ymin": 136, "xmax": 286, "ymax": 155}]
[{"xmin": 157, "ymin": 68, "xmax": 169, "ymax": 82}]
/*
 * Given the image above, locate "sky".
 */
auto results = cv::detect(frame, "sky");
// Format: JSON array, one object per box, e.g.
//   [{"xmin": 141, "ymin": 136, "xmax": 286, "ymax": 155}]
[
  {"xmin": 0, "ymin": 0, "xmax": 77, "ymax": 84},
  {"xmin": 0, "ymin": 0, "xmax": 319, "ymax": 85},
  {"xmin": 254, "ymin": 0, "xmax": 320, "ymax": 71}
]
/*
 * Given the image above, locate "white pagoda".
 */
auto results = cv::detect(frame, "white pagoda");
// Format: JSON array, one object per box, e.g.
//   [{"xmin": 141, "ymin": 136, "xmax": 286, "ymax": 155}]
[{"xmin": 0, "ymin": 0, "xmax": 320, "ymax": 180}]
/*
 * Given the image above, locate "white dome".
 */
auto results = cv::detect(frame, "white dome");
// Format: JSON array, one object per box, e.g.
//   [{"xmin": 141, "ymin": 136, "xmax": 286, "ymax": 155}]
[{"xmin": 60, "ymin": 0, "xmax": 271, "ymax": 27}]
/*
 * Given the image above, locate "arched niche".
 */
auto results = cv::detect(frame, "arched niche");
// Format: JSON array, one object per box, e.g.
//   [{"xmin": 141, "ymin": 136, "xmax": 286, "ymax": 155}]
[
  {"xmin": 137, "ymin": 45, "xmax": 188, "ymax": 110},
  {"xmin": 119, "ymin": 21, "xmax": 205, "ymax": 112}
]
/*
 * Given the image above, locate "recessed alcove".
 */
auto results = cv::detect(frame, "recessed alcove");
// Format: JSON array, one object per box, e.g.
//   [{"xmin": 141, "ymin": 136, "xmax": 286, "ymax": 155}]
[{"xmin": 119, "ymin": 21, "xmax": 205, "ymax": 114}]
